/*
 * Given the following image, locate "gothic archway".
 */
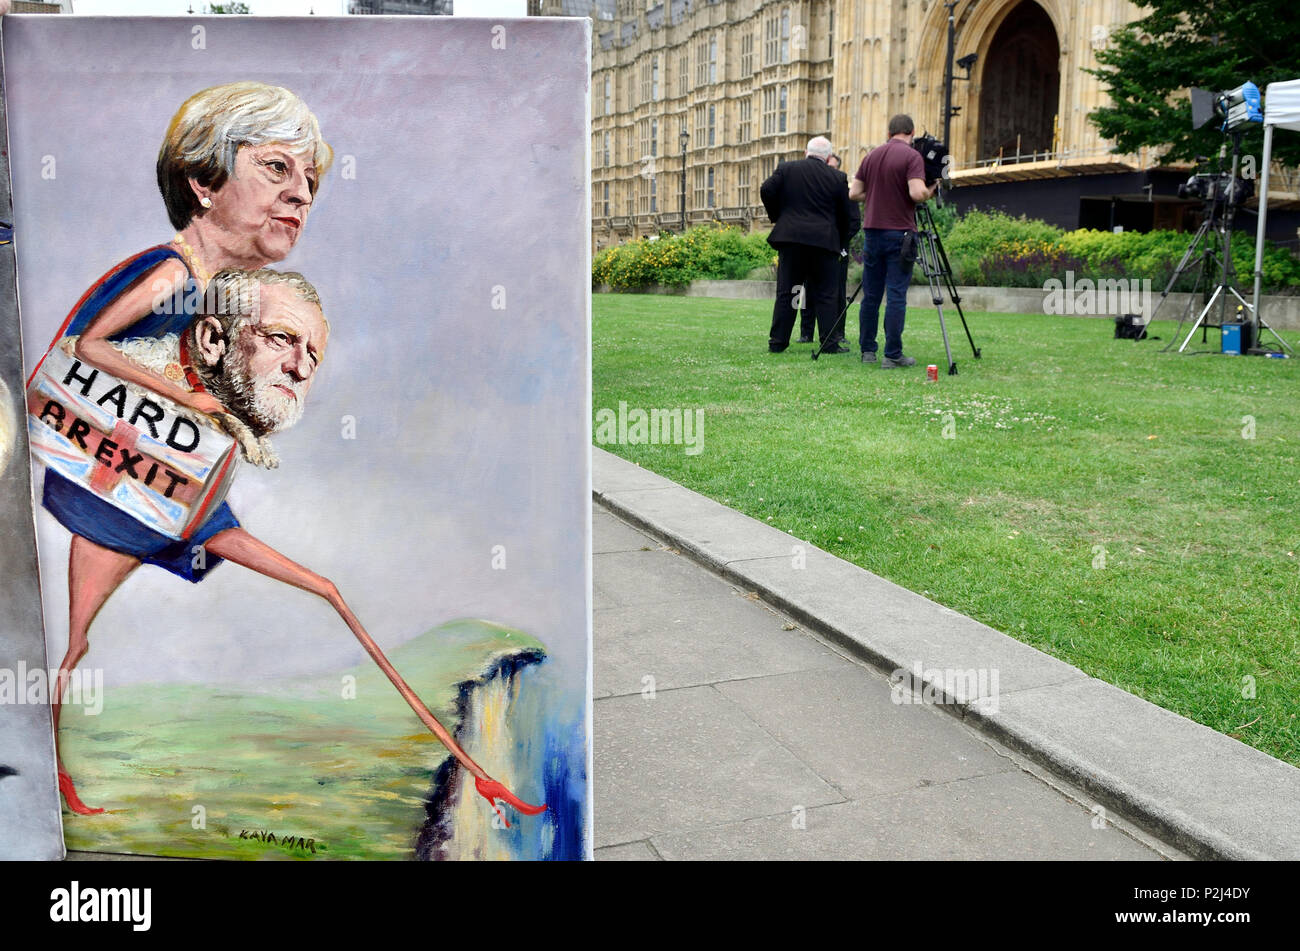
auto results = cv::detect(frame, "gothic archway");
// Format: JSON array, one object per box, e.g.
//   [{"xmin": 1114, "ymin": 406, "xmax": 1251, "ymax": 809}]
[{"xmin": 977, "ymin": 0, "xmax": 1060, "ymax": 162}]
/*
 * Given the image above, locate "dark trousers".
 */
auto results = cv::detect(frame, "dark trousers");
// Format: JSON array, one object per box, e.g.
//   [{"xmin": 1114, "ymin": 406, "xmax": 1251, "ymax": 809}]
[
  {"xmin": 801, "ymin": 250, "xmax": 850, "ymax": 343},
  {"xmin": 859, "ymin": 228, "xmax": 912, "ymax": 359},
  {"xmin": 770, "ymin": 244, "xmax": 839, "ymax": 350}
]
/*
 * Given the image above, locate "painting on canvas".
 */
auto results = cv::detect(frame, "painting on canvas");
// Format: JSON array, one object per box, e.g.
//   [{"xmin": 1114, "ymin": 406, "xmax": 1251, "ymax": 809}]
[{"xmin": 2, "ymin": 15, "xmax": 591, "ymax": 860}]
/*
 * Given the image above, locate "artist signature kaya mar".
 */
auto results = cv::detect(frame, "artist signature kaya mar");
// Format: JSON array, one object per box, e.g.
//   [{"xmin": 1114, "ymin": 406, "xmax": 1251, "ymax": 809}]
[{"xmin": 237, "ymin": 829, "xmax": 320, "ymax": 854}]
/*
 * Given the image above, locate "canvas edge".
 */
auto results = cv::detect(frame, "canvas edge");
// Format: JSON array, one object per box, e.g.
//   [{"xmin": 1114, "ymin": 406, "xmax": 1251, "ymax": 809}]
[
  {"xmin": 578, "ymin": 14, "xmax": 595, "ymax": 864},
  {"xmin": 0, "ymin": 18, "xmax": 68, "ymax": 863}
]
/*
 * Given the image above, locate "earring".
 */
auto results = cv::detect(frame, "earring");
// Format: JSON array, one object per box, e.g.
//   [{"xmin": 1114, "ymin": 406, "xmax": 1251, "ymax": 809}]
[{"xmin": 200, "ymin": 197, "xmax": 212, "ymax": 209}]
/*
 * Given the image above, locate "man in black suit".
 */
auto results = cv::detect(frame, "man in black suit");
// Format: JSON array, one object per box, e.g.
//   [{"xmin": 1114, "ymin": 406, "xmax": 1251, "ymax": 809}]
[
  {"xmin": 800, "ymin": 153, "xmax": 860, "ymax": 346},
  {"xmin": 761, "ymin": 136, "xmax": 854, "ymax": 353}
]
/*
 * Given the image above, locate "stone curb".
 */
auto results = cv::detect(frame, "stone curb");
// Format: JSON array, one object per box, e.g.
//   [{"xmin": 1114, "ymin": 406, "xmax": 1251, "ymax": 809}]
[{"xmin": 592, "ymin": 447, "xmax": 1300, "ymax": 861}]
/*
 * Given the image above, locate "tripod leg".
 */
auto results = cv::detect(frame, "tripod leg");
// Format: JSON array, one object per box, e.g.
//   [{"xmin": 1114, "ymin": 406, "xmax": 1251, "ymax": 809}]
[
  {"xmin": 812, "ymin": 278, "xmax": 863, "ymax": 361},
  {"xmin": 1179, "ymin": 285, "xmax": 1223, "ymax": 353},
  {"xmin": 1229, "ymin": 287, "xmax": 1294, "ymax": 354},
  {"xmin": 1258, "ymin": 318, "xmax": 1296, "ymax": 354},
  {"xmin": 917, "ymin": 231, "xmax": 957, "ymax": 374},
  {"xmin": 935, "ymin": 302, "xmax": 956, "ymax": 375},
  {"xmin": 1201, "ymin": 231, "xmax": 1230, "ymax": 344},
  {"xmin": 1160, "ymin": 223, "xmax": 1217, "ymax": 353},
  {"xmin": 922, "ymin": 245, "xmax": 943, "ymax": 305},
  {"xmin": 941, "ymin": 268, "xmax": 980, "ymax": 359},
  {"xmin": 926, "ymin": 212, "xmax": 980, "ymax": 360},
  {"xmin": 1152, "ymin": 218, "xmax": 1211, "ymax": 330}
]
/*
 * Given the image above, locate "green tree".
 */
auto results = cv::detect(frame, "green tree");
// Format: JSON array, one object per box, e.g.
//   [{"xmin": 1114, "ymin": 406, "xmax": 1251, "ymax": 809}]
[{"xmin": 1087, "ymin": 0, "xmax": 1300, "ymax": 167}]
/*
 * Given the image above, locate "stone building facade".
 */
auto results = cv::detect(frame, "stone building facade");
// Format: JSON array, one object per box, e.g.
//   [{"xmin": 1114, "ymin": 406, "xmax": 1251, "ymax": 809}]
[
  {"xmin": 538, "ymin": 0, "xmax": 1177, "ymax": 249},
  {"xmin": 349, "ymin": 1, "xmax": 454, "ymax": 13}
]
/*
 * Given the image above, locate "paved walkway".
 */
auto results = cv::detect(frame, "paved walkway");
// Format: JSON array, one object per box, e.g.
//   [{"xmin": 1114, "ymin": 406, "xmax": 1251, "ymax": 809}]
[{"xmin": 592, "ymin": 502, "xmax": 1175, "ymax": 861}]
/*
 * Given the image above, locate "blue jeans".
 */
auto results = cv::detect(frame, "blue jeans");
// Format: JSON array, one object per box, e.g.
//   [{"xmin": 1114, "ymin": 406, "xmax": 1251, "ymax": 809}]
[{"xmin": 859, "ymin": 229, "xmax": 912, "ymax": 359}]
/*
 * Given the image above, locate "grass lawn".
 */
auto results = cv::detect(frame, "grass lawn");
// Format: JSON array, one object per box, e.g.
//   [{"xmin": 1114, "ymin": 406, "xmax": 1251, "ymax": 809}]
[{"xmin": 593, "ymin": 292, "xmax": 1300, "ymax": 767}]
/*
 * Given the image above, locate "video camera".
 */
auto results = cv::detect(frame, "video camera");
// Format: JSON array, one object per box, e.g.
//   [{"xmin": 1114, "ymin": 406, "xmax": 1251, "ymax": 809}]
[
  {"xmin": 913, "ymin": 133, "xmax": 949, "ymax": 186},
  {"xmin": 1176, "ymin": 170, "xmax": 1254, "ymax": 206}
]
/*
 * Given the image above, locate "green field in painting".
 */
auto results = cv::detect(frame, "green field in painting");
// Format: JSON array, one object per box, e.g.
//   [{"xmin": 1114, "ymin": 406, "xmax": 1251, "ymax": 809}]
[{"xmin": 59, "ymin": 619, "xmax": 543, "ymax": 860}]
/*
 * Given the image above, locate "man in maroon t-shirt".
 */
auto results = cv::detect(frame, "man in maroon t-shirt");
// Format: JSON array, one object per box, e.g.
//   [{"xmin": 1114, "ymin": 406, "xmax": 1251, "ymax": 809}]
[{"xmin": 849, "ymin": 114, "xmax": 938, "ymax": 367}]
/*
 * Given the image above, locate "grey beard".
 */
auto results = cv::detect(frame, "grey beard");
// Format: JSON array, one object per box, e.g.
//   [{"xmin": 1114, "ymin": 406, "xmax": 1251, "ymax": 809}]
[{"xmin": 194, "ymin": 356, "xmax": 299, "ymax": 438}]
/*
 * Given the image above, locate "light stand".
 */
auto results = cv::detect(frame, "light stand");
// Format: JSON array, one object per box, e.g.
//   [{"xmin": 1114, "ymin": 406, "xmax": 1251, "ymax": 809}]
[
  {"xmin": 942, "ymin": 3, "xmax": 977, "ymax": 153},
  {"xmin": 678, "ymin": 130, "xmax": 689, "ymax": 234},
  {"xmin": 1164, "ymin": 133, "xmax": 1293, "ymax": 354},
  {"xmin": 1172, "ymin": 82, "xmax": 1292, "ymax": 355}
]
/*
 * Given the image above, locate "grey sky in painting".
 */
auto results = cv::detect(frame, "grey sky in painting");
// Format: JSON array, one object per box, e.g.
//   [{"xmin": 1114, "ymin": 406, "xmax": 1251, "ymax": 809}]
[{"xmin": 3, "ymin": 17, "xmax": 591, "ymax": 694}]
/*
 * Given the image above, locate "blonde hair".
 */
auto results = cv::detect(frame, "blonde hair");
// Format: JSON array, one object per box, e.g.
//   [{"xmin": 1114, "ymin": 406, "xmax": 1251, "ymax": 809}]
[{"xmin": 157, "ymin": 81, "xmax": 334, "ymax": 230}]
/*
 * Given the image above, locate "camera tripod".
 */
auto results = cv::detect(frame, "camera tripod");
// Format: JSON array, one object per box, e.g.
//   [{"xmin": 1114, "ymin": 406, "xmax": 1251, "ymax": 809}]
[
  {"xmin": 1153, "ymin": 132, "xmax": 1293, "ymax": 355},
  {"xmin": 1151, "ymin": 209, "xmax": 1248, "ymax": 353},
  {"xmin": 813, "ymin": 202, "xmax": 981, "ymax": 372},
  {"xmin": 914, "ymin": 202, "xmax": 980, "ymax": 374}
]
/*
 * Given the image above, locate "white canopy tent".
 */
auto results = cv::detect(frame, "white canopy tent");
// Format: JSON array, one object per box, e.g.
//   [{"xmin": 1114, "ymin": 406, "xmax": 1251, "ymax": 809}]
[{"xmin": 1251, "ymin": 78, "xmax": 1300, "ymax": 326}]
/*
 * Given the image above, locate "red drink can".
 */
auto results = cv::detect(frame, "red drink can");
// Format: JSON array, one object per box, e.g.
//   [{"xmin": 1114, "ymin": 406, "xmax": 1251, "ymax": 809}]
[{"xmin": 926, "ymin": 364, "xmax": 939, "ymax": 382}]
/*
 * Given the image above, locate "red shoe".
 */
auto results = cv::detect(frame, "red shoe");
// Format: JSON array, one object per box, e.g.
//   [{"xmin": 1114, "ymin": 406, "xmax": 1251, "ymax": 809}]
[
  {"xmin": 58, "ymin": 770, "xmax": 105, "ymax": 816},
  {"xmin": 473, "ymin": 775, "xmax": 546, "ymax": 828}
]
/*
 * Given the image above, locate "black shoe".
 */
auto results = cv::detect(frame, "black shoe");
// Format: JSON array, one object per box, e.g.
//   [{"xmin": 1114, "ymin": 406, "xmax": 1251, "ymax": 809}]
[
  {"xmin": 820, "ymin": 342, "xmax": 850, "ymax": 354},
  {"xmin": 796, "ymin": 335, "xmax": 813, "ymax": 344}
]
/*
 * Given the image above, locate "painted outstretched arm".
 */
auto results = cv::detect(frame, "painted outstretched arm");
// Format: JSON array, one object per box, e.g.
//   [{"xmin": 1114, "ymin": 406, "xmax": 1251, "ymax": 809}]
[
  {"xmin": 71, "ymin": 259, "xmax": 224, "ymax": 416},
  {"xmin": 68, "ymin": 259, "xmax": 277, "ymax": 468}
]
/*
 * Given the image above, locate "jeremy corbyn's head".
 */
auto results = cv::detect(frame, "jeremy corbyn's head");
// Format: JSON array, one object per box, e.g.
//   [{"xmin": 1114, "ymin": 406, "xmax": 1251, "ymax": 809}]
[{"xmin": 189, "ymin": 268, "xmax": 329, "ymax": 437}]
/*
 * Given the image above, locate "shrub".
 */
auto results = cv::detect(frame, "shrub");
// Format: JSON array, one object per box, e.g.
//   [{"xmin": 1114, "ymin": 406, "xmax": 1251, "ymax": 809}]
[
  {"xmin": 929, "ymin": 208, "xmax": 1300, "ymax": 293},
  {"xmin": 943, "ymin": 210, "xmax": 1064, "ymax": 284},
  {"xmin": 594, "ymin": 212, "xmax": 1300, "ymax": 295},
  {"xmin": 692, "ymin": 227, "xmax": 775, "ymax": 280},
  {"xmin": 1240, "ymin": 239, "xmax": 1300, "ymax": 292},
  {"xmin": 595, "ymin": 232, "xmax": 699, "ymax": 289},
  {"xmin": 926, "ymin": 201, "xmax": 959, "ymax": 239},
  {"xmin": 1057, "ymin": 228, "xmax": 1300, "ymax": 293},
  {"xmin": 593, "ymin": 224, "xmax": 776, "ymax": 290},
  {"xmin": 979, "ymin": 238, "xmax": 1090, "ymax": 288}
]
